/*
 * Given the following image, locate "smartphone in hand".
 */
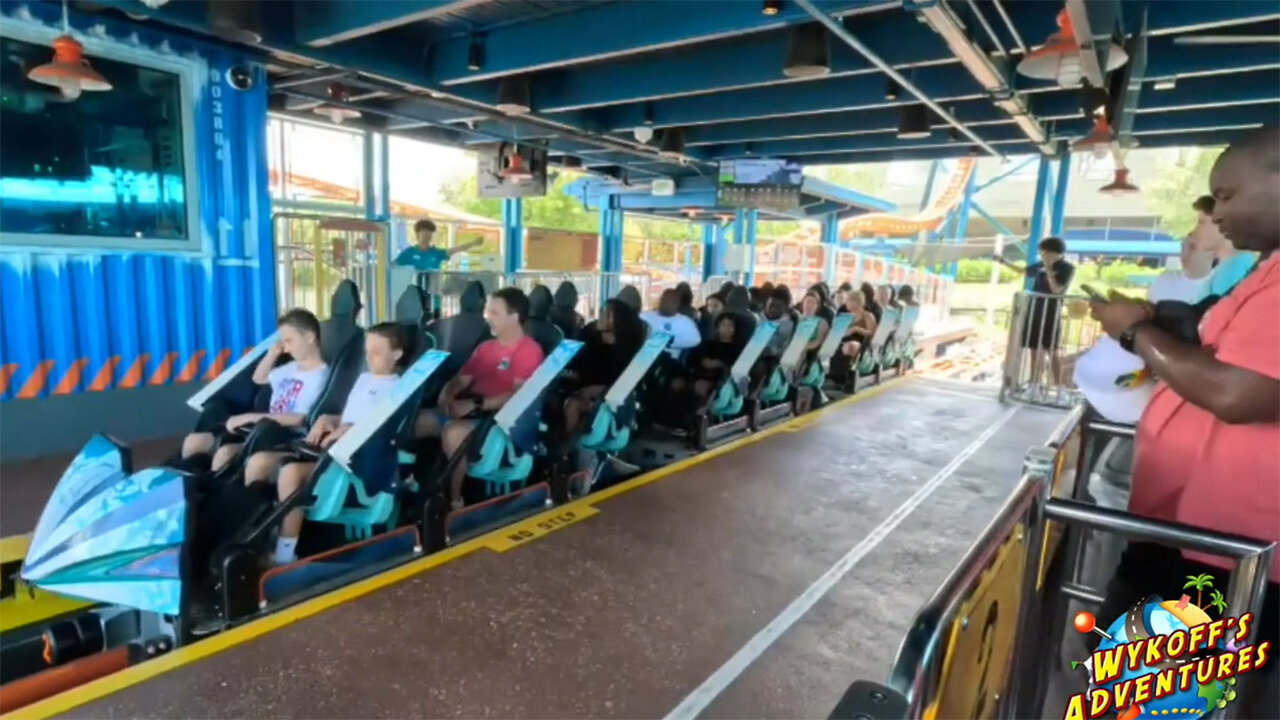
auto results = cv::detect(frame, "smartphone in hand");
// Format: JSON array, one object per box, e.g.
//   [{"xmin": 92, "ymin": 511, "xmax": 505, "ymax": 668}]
[{"xmin": 1080, "ymin": 284, "xmax": 1107, "ymax": 302}]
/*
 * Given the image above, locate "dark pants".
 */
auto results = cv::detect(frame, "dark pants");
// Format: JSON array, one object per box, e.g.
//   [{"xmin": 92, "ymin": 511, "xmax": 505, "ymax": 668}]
[{"xmin": 1094, "ymin": 542, "xmax": 1278, "ymax": 718}]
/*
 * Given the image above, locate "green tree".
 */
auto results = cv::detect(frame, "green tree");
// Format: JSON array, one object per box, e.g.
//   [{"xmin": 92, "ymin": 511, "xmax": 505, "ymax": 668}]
[
  {"xmin": 1208, "ymin": 589, "xmax": 1228, "ymax": 617},
  {"xmin": 1145, "ymin": 148, "xmax": 1222, "ymax": 237}
]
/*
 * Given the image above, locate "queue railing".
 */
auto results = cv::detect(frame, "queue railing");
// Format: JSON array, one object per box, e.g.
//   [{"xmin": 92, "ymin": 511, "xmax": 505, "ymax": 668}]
[
  {"xmin": 831, "ymin": 405, "xmax": 1274, "ymax": 720},
  {"xmin": 1000, "ymin": 290, "xmax": 1101, "ymax": 409}
]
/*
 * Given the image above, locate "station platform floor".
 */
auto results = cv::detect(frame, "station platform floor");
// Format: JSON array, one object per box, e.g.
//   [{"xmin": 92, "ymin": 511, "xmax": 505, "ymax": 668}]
[{"xmin": 10, "ymin": 377, "xmax": 1067, "ymax": 719}]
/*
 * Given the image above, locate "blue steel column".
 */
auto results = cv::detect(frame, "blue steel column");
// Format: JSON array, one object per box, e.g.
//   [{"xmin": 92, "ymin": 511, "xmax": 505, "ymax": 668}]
[
  {"xmin": 701, "ymin": 223, "xmax": 716, "ymax": 281},
  {"xmin": 744, "ymin": 209, "xmax": 758, "ymax": 286},
  {"xmin": 821, "ymin": 213, "xmax": 839, "ymax": 284},
  {"xmin": 731, "ymin": 210, "xmax": 747, "ymax": 283},
  {"xmin": 1025, "ymin": 154, "xmax": 1053, "ymax": 284},
  {"xmin": 502, "ymin": 197, "xmax": 524, "ymax": 276},
  {"xmin": 1049, "ymin": 150, "xmax": 1072, "ymax": 237},
  {"xmin": 949, "ymin": 167, "xmax": 977, "ymax": 278},
  {"xmin": 599, "ymin": 195, "xmax": 624, "ymax": 299}
]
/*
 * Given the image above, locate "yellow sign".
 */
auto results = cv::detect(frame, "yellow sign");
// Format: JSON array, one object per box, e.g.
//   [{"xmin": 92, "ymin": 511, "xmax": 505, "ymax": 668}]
[
  {"xmin": 1037, "ymin": 425, "xmax": 1083, "ymax": 590},
  {"xmin": 484, "ymin": 506, "xmax": 600, "ymax": 552},
  {"xmin": 927, "ymin": 522, "xmax": 1028, "ymax": 720}
]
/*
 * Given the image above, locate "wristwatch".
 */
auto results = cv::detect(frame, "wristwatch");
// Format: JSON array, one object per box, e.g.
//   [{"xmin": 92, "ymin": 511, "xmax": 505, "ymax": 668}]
[{"xmin": 1118, "ymin": 321, "xmax": 1151, "ymax": 353}]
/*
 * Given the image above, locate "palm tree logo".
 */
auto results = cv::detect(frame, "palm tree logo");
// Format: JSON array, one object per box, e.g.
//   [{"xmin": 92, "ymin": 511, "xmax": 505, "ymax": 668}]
[
  {"xmin": 1183, "ymin": 573, "xmax": 1215, "ymax": 607},
  {"xmin": 1208, "ymin": 589, "xmax": 1228, "ymax": 617}
]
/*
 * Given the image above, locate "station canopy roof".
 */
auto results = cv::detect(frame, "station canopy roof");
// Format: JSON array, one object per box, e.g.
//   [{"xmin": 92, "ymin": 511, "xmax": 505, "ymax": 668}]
[{"xmin": 81, "ymin": 0, "xmax": 1278, "ymax": 189}]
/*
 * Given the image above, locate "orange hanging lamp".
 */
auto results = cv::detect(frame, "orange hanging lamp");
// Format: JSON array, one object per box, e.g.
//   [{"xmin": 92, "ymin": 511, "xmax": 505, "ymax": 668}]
[
  {"xmin": 27, "ymin": 2, "xmax": 113, "ymax": 100},
  {"xmin": 1073, "ymin": 114, "xmax": 1114, "ymax": 158},
  {"xmin": 1017, "ymin": 9, "xmax": 1128, "ymax": 89}
]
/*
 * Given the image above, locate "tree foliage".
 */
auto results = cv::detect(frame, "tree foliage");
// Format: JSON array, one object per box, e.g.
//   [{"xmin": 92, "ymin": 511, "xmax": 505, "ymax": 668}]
[{"xmin": 1144, "ymin": 148, "xmax": 1222, "ymax": 237}]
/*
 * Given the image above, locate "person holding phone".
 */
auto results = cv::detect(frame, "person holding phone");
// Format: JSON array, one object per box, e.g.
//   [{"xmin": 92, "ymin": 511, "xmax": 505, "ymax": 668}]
[
  {"xmin": 996, "ymin": 236, "xmax": 1075, "ymax": 395},
  {"xmin": 1088, "ymin": 127, "xmax": 1279, "ymax": 717}
]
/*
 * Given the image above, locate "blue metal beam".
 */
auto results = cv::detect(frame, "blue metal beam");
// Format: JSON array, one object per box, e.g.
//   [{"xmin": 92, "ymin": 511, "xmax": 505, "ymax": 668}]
[
  {"xmin": 427, "ymin": 0, "xmax": 885, "ymax": 86},
  {"xmin": 974, "ymin": 156, "xmax": 1037, "ymax": 194},
  {"xmin": 1049, "ymin": 150, "xmax": 1072, "ymax": 237},
  {"xmin": 969, "ymin": 202, "xmax": 1020, "ymax": 240},
  {"xmin": 593, "ymin": 40, "xmax": 1278, "ymax": 133},
  {"xmin": 1024, "ymin": 155, "xmax": 1052, "ymax": 282},
  {"xmin": 527, "ymin": 12, "xmax": 953, "ymax": 114},
  {"xmin": 296, "ymin": 0, "xmax": 482, "ymax": 47}
]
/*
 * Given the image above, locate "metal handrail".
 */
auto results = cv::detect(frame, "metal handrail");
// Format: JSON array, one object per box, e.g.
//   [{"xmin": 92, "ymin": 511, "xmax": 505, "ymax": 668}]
[{"xmin": 885, "ymin": 473, "xmax": 1044, "ymax": 717}]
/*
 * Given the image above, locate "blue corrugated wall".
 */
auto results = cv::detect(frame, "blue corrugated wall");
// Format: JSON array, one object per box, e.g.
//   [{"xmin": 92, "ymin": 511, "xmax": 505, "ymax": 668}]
[{"xmin": 0, "ymin": 2, "xmax": 275, "ymax": 404}]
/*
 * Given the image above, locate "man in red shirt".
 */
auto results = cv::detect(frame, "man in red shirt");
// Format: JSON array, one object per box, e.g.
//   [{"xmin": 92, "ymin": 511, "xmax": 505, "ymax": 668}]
[
  {"xmin": 1090, "ymin": 127, "xmax": 1278, "ymax": 716},
  {"xmin": 417, "ymin": 287, "xmax": 544, "ymax": 509}
]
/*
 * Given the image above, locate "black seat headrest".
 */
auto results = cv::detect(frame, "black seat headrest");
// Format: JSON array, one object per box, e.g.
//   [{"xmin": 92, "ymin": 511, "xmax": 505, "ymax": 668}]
[
  {"xmin": 725, "ymin": 285, "xmax": 751, "ymax": 314},
  {"xmin": 459, "ymin": 280, "xmax": 486, "ymax": 314},
  {"xmin": 553, "ymin": 282, "xmax": 579, "ymax": 308},
  {"xmin": 395, "ymin": 286, "xmax": 429, "ymax": 326},
  {"xmin": 330, "ymin": 280, "xmax": 362, "ymax": 318},
  {"xmin": 528, "ymin": 285, "xmax": 553, "ymax": 320},
  {"xmin": 616, "ymin": 285, "xmax": 642, "ymax": 312}
]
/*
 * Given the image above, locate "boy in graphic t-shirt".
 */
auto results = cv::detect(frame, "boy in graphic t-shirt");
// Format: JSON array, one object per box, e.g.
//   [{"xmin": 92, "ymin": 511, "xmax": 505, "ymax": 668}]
[
  {"xmin": 179, "ymin": 309, "xmax": 331, "ymax": 472},
  {"xmin": 414, "ymin": 287, "xmax": 544, "ymax": 509},
  {"xmin": 245, "ymin": 323, "xmax": 407, "ymax": 565}
]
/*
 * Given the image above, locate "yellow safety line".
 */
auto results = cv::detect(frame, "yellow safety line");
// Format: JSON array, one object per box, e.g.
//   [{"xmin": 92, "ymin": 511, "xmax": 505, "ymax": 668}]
[{"xmin": 5, "ymin": 375, "xmax": 910, "ymax": 720}]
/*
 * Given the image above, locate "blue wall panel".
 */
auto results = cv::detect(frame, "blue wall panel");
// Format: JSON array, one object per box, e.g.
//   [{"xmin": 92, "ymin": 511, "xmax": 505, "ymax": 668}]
[{"xmin": 0, "ymin": 4, "xmax": 276, "ymax": 405}]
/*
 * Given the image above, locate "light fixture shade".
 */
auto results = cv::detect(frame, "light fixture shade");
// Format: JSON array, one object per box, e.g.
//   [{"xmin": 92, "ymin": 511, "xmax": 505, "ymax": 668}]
[
  {"xmin": 1018, "ymin": 10, "xmax": 1127, "ymax": 88},
  {"xmin": 499, "ymin": 151, "xmax": 534, "ymax": 182},
  {"xmin": 897, "ymin": 104, "xmax": 931, "ymax": 140},
  {"xmin": 884, "ymin": 78, "xmax": 899, "ymax": 101},
  {"xmin": 496, "ymin": 77, "xmax": 531, "ymax": 114},
  {"xmin": 761, "ymin": 0, "xmax": 780, "ymax": 16},
  {"xmin": 1100, "ymin": 168, "xmax": 1140, "ymax": 195},
  {"xmin": 783, "ymin": 23, "xmax": 830, "ymax": 79},
  {"xmin": 27, "ymin": 35, "xmax": 112, "ymax": 94},
  {"xmin": 313, "ymin": 84, "xmax": 360, "ymax": 124},
  {"xmin": 467, "ymin": 36, "xmax": 484, "ymax": 71},
  {"xmin": 658, "ymin": 127, "xmax": 685, "ymax": 158},
  {"xmin": 207, "ymin": 0, "xmax": 262, "ymax": 44},
  {"xmin": 1073, "ymin": 115, "xmax": 1114, "ymax": 157}
]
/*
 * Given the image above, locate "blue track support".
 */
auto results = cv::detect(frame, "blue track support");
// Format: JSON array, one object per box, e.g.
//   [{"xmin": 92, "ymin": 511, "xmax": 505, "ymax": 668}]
[
  {"xmin": 1050, "ymin": 151, "xmax": 1072, "ymax": 237},
  {"xmin": 919, "ymin": 160, "xmax": 940, "ymax": 211},
  {"xmin": 502, "ymin": 197, "xmax": 524, "ymax": 275},
  {"xmin": 701, "ymin": 224, "xmax": 716, "ymax": 281},
  {"xmin": 1025, "ymin": 155, "xmax": 1054, "ymax": 285},
  {"xmin": 598, "ymin": 196, "xmax": 625, "ymax": 298},
  {"xmin": 821, "ymin": 213, "xmax": 839, "ymax": 284},
  {"xmin": 969, "ymin": 201, "xmax": 1020, "ymax": 241},
  {"xmin": 742, "ymin": 208, "xmax": 757, "ymax": 284},
  {"xmin": 732, "ymin": 209, "xmax": 747, "ymax": 283},
  {"xmin": 949, "ymin": 168, "xmax": 977, "ymax": 278},
  {"xmin": 974, "ymin": 156, "xmax": 1036, "ymax": 194}
]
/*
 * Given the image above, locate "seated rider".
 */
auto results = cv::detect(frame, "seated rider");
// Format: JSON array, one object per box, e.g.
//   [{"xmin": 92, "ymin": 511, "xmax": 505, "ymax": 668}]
[
  {"xmin": 562, "ymin": 299, "xmax": 646, "ymax": 436},
  {"xmin": 698, "ymin": 292, "xmax": 727, "ymax": 340},
  {"xmin": 641, "ymin": 288, "xmax": 702, "ymax": 356},
  {"xmin": 180, "ymin": 309, "xmax": 330, "ymax": 472},
  {"xmin": 679, "ymin": 313, "xmax": 746, "ymax": 406},
  {"xmin": 838, "ymin": 289, "xmax": 878, "ymax": 361},
  {"xmin": 795, "ymin": 290, "xmax": 831, "ymax": 414},
  {"xmin": 257, "ymin": 323, "xmax": 407, "ymax": 565},
  {"xmin": 751, "ymin": 290, "xmax": 797, "ymax": 389},
  {"xmin": 674, "ymin": 282, "xmax": 699, "ymax": 321},
  {"xmin": 414, "ymin": 287, "xmax": 544, "ymax": 509},
  {"xmin": 897, "ymin": 285, "xmax": 918, "ymax": 307}
]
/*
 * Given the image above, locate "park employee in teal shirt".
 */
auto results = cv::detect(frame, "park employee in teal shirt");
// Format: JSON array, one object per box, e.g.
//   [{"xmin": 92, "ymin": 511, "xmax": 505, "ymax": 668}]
[{"xmin": 393, "ymin": 219, "xmax": 483, "ymax": 271}]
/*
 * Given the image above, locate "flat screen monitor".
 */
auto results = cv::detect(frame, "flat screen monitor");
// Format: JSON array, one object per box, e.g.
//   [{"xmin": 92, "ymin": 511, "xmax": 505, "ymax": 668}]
[{"xmin": 717, "ymin": 159, "xmax": 803, "ymax": 187}]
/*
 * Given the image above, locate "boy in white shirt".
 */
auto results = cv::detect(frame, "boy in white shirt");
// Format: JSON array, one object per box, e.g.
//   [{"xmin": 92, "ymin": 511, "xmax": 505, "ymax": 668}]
[
  {"xmin": 256, "ymin": 323, "xmax": 407, "ymax": 565},
  {"xmin": 179, "ymin": 309, "xmax": 331, "ymax": 472},
  {"xmin": 641, "ymin": 289, "xmax": 702, "ymax": 356}
]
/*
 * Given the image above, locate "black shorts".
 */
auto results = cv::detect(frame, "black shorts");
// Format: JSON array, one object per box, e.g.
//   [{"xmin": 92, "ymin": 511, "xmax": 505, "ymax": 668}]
[{"xmin": 1020, "ymin": 297, "xmax": 1063, "ymax": 350}]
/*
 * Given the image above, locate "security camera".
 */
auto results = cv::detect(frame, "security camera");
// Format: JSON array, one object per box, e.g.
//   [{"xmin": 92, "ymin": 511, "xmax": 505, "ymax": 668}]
[
  {"xmin": 226, "ymin": 65, "xmax": 253, "ymax": 91},
  {"xmin": 633, "ymin": 125, "xmax": 654, "ymax": 144}
]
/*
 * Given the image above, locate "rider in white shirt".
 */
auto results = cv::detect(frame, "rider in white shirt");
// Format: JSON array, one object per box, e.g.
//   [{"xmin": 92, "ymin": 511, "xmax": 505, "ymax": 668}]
[{"xmin": 641, "ymin": 289, "xmax": 702, "ymax": 356}]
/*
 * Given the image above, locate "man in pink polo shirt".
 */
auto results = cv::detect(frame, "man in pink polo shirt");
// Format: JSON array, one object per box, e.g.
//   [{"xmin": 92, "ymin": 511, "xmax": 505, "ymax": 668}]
[{"xmin": 1090, "ymin": 127, "xmax": 1279, "ymax": 716}]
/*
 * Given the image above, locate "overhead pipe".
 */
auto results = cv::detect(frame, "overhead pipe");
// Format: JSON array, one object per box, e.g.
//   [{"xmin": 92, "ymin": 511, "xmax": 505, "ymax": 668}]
[
  {"xmin": 908, "ymin": 0, "xmax": 1053, "ymax": 153},
  {"xmin": 790, "ymin": 0, "xmax": 1005, "ymax": 158}
]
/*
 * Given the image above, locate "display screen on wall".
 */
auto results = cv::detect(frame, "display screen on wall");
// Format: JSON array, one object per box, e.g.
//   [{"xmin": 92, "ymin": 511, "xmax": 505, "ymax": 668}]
[
  {"xmin": 0, "ymin": 36, "xmax": 189, "ymax": 241},
  {"xmin": 716, "ymin": 158, "xmax": 803, "ymax": 210}
]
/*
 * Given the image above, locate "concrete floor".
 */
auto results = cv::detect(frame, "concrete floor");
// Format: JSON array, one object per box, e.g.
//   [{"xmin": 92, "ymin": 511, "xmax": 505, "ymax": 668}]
[{"xmin": 55, "ymin": 379, "xmax": 1065, "ymax": 719}]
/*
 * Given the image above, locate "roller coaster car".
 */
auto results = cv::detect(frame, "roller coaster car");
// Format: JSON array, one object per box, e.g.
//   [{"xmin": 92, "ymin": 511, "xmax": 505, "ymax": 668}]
[
  {"xmin": 695, "ymin": 318, "xmax": 778, "ymax": 450},
  {"xmin": 750, "ymin": 316, "xmax": 820, "ymax": 430},
  {"xmin": 435, "ymin": 339, "xmax": 583, "ymax": 546},
  {"xmin": 791, "ymin": 313, "xmax": 855, "ymax": 411},
  {"xmin": 573, "ymin": 331, "xmax": 673, "ymax": 494}
]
